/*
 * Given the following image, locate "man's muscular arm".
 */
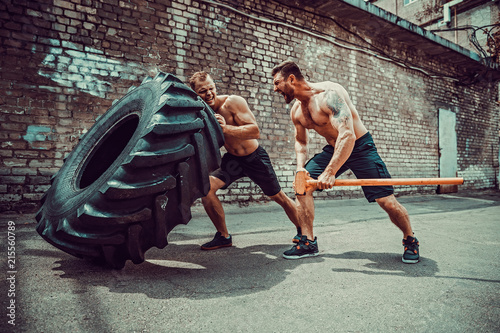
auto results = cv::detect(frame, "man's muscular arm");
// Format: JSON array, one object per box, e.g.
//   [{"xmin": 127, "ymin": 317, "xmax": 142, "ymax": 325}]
[
  {"xmin": 317, "ymin": 89, "xmax": 356, "ymax": 189},
  {"xmin": 218, "ymin": 95, "xmax": 260, "ymax": 139},
  {"xmin": 292, "ymin": 102, "xmax": 309, "ymax": 170}
]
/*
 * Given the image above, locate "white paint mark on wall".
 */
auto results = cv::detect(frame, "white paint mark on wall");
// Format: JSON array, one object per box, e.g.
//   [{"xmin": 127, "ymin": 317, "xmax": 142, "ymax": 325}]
[
  {"xmin": 205, "ymin": 16, "xmax": 230, "ymax": 33},
  {"xmin": 23, "ymin": 125, "xmax": 54, "ymax": 149},
  {"xmin": 35, "ymin": 39, "xmax": 142, "ymax": 98},
  {"xmin": 461, "ymin": 165, "xmax": 494, "ymax": 187}
]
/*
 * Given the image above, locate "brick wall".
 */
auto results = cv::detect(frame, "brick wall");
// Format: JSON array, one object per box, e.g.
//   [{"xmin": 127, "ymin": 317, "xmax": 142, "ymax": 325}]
[{"xmin": 1, "ymin": 0, "xmax": 499, "ymax": 213}]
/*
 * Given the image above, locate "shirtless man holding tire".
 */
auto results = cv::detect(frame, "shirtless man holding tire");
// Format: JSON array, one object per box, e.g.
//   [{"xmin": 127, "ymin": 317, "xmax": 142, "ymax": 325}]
[{"xmin": 189, "ymin": 71, "xmax": 300, "ymax": 250}]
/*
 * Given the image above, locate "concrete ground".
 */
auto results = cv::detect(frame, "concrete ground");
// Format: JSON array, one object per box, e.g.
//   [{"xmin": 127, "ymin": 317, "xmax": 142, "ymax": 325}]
[{"xmin": 1, "ymin": 190, "xmax": 499, "ymax": 333}]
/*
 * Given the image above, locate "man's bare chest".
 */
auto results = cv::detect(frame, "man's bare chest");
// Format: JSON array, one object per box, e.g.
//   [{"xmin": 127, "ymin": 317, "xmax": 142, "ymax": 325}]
[
  {"xmin": 217, "ymin": 109, "xmax": 236, "ymax": 125},
  {"xmin": 299, "ymin": 105, "xmax": 330, "ymax": 129},
  {"xmin": 298, "ymin": 104, "xmax": 339, "ymax": 142}
]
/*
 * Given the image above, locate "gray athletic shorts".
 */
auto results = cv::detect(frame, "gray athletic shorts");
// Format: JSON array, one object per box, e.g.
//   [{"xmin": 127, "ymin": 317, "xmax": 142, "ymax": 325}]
[
  {"xmin": 211, "ymin": 146, "xmax": 281, "ymax": 197},
  {"xmin": 305, "ymin": 132, "xmax": 394, "ymax": 202}
]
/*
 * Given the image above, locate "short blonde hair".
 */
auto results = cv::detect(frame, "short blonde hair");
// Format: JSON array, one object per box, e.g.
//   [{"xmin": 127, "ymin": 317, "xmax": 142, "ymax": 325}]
[{"xmin": 189, "ymin": 71, "xmax": 211, "ymax": 90}]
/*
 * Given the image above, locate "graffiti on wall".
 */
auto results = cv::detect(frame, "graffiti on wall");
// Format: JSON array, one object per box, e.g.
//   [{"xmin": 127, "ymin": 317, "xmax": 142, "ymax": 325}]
[{"xmin": 35, "ymin": 39, "xmax": 142, "ymax": 98}]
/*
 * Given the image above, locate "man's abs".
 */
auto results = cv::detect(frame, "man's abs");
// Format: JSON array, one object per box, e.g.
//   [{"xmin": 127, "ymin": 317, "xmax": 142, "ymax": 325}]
[{"xmin": 224, "ymin": 138, "xmax": 259, "ymax": 156}]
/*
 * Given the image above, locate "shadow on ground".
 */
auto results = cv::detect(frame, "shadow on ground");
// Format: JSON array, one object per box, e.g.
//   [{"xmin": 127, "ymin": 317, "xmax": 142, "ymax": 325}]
[
  {"xmin": 25, "ymin": 243, "xmax": 324, "ymax": 300},
  {"xmin": 324, "ymin": 251, "xmax": 500, "ymax": 283}
]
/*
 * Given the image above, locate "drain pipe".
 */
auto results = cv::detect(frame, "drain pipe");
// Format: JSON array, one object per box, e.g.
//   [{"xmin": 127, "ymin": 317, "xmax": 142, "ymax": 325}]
[
  {"xmin": 454, "ymin": 6, "xmax": 457, "ymax": 43},
  {"xmin": 439, "ymin": 0, "xmax": 465, "ymax": 43}
]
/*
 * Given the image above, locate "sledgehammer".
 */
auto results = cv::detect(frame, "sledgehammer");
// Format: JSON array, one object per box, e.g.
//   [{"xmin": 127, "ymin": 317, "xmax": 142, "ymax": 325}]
[{"xmin": 294, "ymin": 170, "xmax": 464, "ymax": 195}]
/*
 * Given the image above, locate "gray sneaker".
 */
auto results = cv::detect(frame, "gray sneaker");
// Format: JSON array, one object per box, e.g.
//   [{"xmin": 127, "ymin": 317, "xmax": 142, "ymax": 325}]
[
  {"xmin": 201, "ymin": 232, "xmax": 232, "ymax": 250},
  {"xmin": 402, "ymin": 236, "xmax": 419, "ymax": 263},
  {"xmin": 283, "ymin": 235, "xmax": 319, "ymax": 259}
]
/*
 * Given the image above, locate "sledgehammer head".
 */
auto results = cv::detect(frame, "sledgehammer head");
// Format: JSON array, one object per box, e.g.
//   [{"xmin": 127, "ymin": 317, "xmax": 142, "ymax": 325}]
[{"xmin": 295, "ymin": 170, "xmax": 317, "ymax": 195}]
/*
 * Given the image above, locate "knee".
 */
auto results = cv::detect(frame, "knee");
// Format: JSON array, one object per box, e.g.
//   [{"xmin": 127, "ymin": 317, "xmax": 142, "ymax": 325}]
[
  {"xmin": 206, "ymin": 177, "xmax": 224, "ymax": 197},
  {"xmin": 376, "ymin": 195, "xmax": 398, "ymax": 212},
  {"xmin": 270, "ymin": 191, "xmax": 287, "ymax": 204},
  {"xmin": 208, "ymin": 184, "xmax": 218, "ymax": 196},
  {"xmin": 202, "ymin": 189, "xmax": 216, "ymax": 204}
]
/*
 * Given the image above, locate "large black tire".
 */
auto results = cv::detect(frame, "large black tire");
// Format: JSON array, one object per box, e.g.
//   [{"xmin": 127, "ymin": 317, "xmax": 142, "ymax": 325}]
[{"xmin": 35, "ymin": 72, "xmax": 224, "ymax": 269}]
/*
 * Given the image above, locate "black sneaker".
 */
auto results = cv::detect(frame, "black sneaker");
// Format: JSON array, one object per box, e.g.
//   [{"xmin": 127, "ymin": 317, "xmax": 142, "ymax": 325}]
[
  {"xmin": 292, "ymin": 227, "xmax": 302, "ymax": 243},
  {"xmin": 402, "ymin": 236, "xmax": 419, "ymax": 263},
  {"xmin": 283, "ymin": 235, "xmax": 319, "ymax": 259},
  {"xmin": 201, "ymin": 232, "xmax": 232, "ymax": 250}
]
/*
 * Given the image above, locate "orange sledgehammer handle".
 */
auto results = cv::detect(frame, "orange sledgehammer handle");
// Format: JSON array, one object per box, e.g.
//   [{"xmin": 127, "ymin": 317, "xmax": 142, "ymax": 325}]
[
  {"xmin": 294, "ymin": 170, "xmax": 464, "ymax": 195},
  {"xmin": 331, "ymin": 178, "xmax": 463, "ymax": 186}
]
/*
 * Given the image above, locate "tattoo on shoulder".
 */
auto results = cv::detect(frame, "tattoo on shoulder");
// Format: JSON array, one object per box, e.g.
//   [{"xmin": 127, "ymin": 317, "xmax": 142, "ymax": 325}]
[{"xmin": 325, "ymin": 90, "xmax": 347, "ymax": 118}]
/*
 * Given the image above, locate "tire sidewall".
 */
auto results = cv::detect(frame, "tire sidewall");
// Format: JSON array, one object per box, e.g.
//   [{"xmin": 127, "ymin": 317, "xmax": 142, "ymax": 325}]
[{"xmin": 44, "ymin": 83, "xmax": 160, "ymax": 218}]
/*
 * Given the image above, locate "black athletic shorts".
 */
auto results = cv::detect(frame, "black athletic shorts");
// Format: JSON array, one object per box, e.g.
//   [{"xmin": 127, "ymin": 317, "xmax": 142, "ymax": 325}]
[
  {"xmin": 211, "ymin": 146, "xmax": 281, "ymax": 197},
  {"xmin": 305, "ymin": 132, "xmax": 394, "ymax": 202}
]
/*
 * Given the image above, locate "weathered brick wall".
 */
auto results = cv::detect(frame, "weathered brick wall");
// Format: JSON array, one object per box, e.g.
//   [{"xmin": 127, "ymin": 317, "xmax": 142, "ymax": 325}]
[{"xmin": 1, "ymin": 0, "xmax": 498, "ymax": 212}]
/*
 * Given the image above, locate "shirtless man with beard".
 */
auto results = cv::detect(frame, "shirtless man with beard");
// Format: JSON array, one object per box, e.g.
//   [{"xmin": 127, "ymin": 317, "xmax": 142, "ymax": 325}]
[
  {"xmin": 189, "ymin": 71, "xmax": 300, "ymax": 250},
  {"xmin": 271, "ymin": 61, "xmax": 419, "ymax": 263}
]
